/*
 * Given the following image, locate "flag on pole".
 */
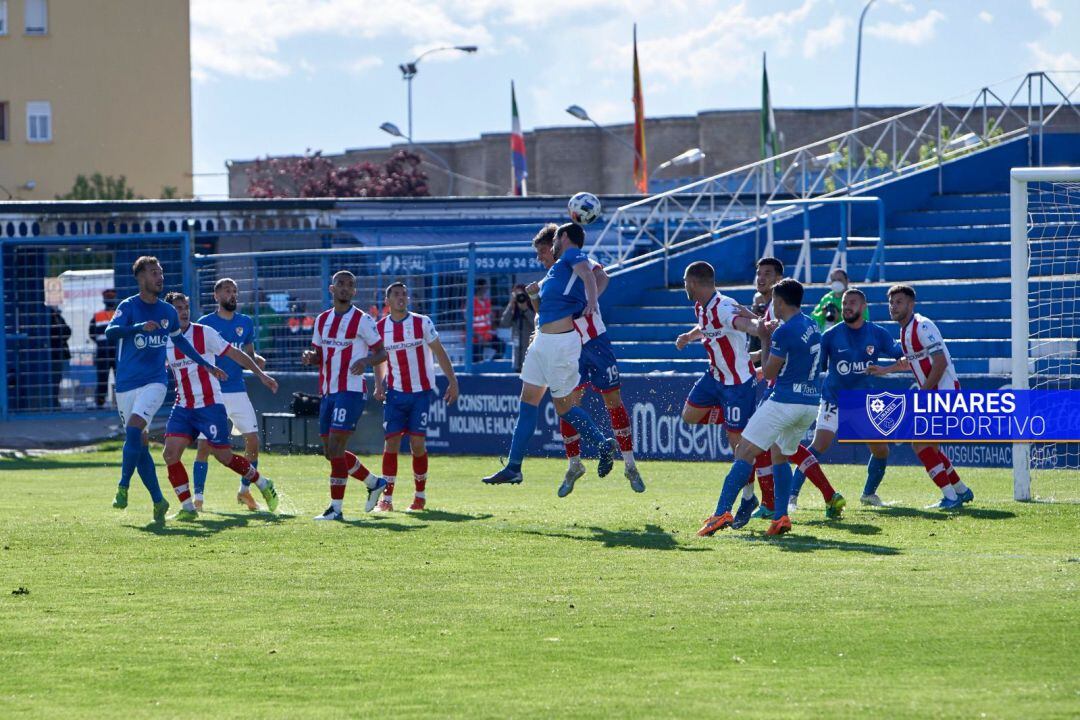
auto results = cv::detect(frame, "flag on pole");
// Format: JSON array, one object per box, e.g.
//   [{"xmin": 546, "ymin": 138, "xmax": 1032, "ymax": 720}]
[
  {"xmin": 632, "ymin": 24, "xmax": 648, "ymax": 194},
  {"xmin": 761, "ymin": 52, "xmax": 780, "ymax": 173},
  {"xmin": 510, "ymin": 81, "xmax": 528, "ymax": 196}
]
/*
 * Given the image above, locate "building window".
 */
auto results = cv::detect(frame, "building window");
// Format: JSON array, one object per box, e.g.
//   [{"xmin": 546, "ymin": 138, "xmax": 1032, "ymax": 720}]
[
  {"xmin": 26, "ymin": 101, "xmax": 51, "ymax": 142},
  {"xmin": 24, "ymin": 0, "xmax": 46, "ymax": 35},
  {"xmin": 0, "ymin": 1, "xmax": 9, "ymax": 36},
  {"xmin": 0, "ymin": 102, "xmax": 8, "ymax": 140}
]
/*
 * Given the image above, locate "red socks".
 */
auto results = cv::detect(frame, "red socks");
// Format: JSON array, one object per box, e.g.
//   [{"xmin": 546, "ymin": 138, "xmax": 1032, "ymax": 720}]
[
  {"xmin": 329, "ymin": 455, "xmax": 349, "ymax": 499},
  {"xmin": 791, "ymin": 444, "xmax": 836, "ymax": 502},
  {"xmin": 608, "ymin": 404, "xmax": 633, "ymax": 452},
  {"xmin": 917, "ymin": 447, "xmax": 950, "ymax": 488},
  {"xmin": 167, "ymin": 462, "xmax": 191, "ymax": 502},
  {"xmin": 938, "ymin": 450, "xmax": 962, "ymax": 485},
  {"xmin": 560, "ymin": 418, "xmax": 581, "ymax": 459},
  {"xmin": 343, "ymin": 451, "xmax": 371, "ymax": 482},
  {"xmin": 753, "ymin": 451, "xmax": 775, "ymax": 510},
  {"xmin": 226, "ymin": 454, "xmax": 259, "ymax": 483}
]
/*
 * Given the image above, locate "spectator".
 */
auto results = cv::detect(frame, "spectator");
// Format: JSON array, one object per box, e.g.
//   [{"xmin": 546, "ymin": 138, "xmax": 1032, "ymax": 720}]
[
  {"xmin": 811, "ymin": 269, "xmax": 867, "ymax": 330},
  {"xmin": 468, "ymin": 278, "xmax": 505, "ymax": 363},
  {"xmin": 500, "ymin": 283, "xmax": 536, "ymax": 373},
  {"xmin": 89, "ymin": 288, "xmax": 119, "ymax": 407},
  {"xmin": 46, "ymin": 304, "xmax": 72, "ymax": 409}
]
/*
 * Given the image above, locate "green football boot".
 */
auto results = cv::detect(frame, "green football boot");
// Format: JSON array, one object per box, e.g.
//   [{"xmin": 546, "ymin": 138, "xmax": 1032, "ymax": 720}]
[
  {"xmin": 173, "ymin": 508, "xmax": 199, "ymax": 522},
  {"xmin": 152, "ymin": 499, "xmax": 170, "ymax": 524},
  {"xmin": 258, "ymin": 479, "xmax": 280, "ymax": 513},
  {"xmin": 112, "ymin": 486, "xmax": 129, "ymax": 509},
  {"xmin": 751, "ymin": 504, "xmax": 774, "ymax": 520},
  {"xmin": 825, "ymin": 492, "xmax": 847, "ymax": 520}
]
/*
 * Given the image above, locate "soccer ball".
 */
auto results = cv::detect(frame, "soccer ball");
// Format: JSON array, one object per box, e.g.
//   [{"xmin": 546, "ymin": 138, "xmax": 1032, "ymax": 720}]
[{"xmin": 568, "ymin": 192, "xmax": 602, "ymax": 225}]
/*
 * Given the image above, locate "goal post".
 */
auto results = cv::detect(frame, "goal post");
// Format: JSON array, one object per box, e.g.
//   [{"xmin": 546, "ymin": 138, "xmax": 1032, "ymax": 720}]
[{"xmin": 1009, "ymin": 167, "xmax": 1080, "ymax": 501}]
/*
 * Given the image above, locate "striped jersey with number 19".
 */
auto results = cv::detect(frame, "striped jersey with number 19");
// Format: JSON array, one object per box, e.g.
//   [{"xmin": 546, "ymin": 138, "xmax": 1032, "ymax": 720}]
[
  {"xmin": 166, "ymin": 323, "xmax": 230, "ymax": 409},
  {"xmin": 311, "ymin": 306, "xmax": 382, "ymax": 396},
  {"xmin": 376, "ymin": 312, "xmax": 439, "ymax": 393}
]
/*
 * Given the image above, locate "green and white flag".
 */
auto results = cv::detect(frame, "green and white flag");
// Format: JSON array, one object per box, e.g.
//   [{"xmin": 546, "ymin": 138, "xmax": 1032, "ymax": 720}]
[{"xmin": 761, "ymin": 52, "xmax": 780, "ymax": 174}]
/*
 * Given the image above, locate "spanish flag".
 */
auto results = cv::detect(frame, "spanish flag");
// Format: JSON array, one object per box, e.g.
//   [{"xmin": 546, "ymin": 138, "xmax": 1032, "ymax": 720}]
[{"xmin": 632, "ymin": 24, "xmax": 648, "ymax": 194}]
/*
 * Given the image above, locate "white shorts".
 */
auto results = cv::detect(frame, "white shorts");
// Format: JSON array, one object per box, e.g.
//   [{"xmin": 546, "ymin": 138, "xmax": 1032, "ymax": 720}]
[
  {"xmin": 519, "ymin": 330, "xmax": 582, "ymax": 399},
  {"xmin": 815, "ymin": 400, "xmax": 839, "ymax": 434},
  {"xmin": 116, "ymin": 383, "xmax": 167, "ymax": 426},
  {"xmin": 198, "ymin": 392, "xmax": 258, "ymax": 438},
  {"xmin": 742, "ymin": 398, "xmax": 818, "ymax": 456}
]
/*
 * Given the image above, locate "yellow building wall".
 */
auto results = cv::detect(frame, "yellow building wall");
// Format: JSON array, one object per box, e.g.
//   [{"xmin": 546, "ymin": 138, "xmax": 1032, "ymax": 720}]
[{"xmin": 0, "ymin": 0, "xmax": 192, "ymax": 200}]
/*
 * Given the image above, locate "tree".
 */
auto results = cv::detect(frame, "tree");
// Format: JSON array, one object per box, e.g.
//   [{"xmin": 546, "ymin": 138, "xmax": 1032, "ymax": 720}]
[
  {"xmin": 245, "ymin": 150, "xmax": 429, "ymax": 198},
  {"xmin": 59, "ymin": 173, "xmax": 136, "ymax": 200}
]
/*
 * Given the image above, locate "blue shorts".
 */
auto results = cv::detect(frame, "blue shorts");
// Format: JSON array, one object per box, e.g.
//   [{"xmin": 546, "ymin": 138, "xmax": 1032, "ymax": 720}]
[
  {"xmin": 319, "ymin": 391, "xmax": 366, "ymax": 436},
  {"xmin": 383, "ymin": 389, "xmax": 432, "ymax": 438},
  {"xmin": 686, "ymin": 374, "xmax": 756, "ymax": 431},
  {"xmin": 578, "ymin": 335, "xmax": 621, "ymax": 393},
  {"xmin": 166, "ymin": 404, "xmax": 231, "ymax": 447}
]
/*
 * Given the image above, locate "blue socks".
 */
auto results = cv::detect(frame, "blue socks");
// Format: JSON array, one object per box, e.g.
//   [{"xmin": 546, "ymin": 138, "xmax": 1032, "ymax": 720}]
[
  {"xmin": 772, "ymin": 463, "xmax": 794, "ymax": 517},
  {"xmin": 716, "ymin": 459, "xmax": 754, "ymax": 516},
  {"xmin": 864, "ymin": 455, "xmax": 888, "ymax": 496},
  {"xmin": 560, "ymin": 406, "xmax": 607, "ymax": 450},
  {"xmin": 135, "ymin": 446, "xmax": 163, "ymax": 503},
  {"xmin": 193, "ymin": 461, "xmax": 209, "ymax": 495},
  {"xmin": 507, "ymin": 402, "xmax": 540, "ymax": 472},
  {"xmin": 119, "ymin": 425, "xmax": 142, "ymax": 490},
  {"xmin": 790, "ymin": 446, "xmax": 821, "ymax": 498}
]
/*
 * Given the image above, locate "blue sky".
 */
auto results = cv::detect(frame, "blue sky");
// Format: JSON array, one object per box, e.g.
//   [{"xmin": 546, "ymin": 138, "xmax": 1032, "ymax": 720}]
[{"xmin": 190, "ymin": 0, "xmax": 1078, "ymax": 197}]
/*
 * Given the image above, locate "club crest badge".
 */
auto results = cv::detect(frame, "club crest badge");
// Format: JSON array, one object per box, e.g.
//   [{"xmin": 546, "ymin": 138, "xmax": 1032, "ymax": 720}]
[
  {"xmin": 866, "ymin": 391, "xmax": 906, "ymax": 436},
  {"xmin": 865, "ymin": 345, "xmax": 875, "ymax": 356},
  {"xmin": 161, "ymin": 318, "xmax": 170, "ymax": 329},
  {"xmin": 236, "ymin": 327, "xmax": 244, "ymax": 336}
]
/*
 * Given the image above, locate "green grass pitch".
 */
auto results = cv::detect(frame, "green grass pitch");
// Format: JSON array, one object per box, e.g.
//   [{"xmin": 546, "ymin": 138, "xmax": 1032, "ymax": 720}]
[{"xmin": 1, "ymin": 449, "xmax": 1077, "ymax": 719}]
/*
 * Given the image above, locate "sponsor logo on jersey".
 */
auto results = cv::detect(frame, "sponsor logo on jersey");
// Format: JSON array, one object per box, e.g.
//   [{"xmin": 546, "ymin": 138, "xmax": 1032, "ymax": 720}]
[{"xmin": 133, "ymin": 334, "xmax": 168, "ymax": 350}]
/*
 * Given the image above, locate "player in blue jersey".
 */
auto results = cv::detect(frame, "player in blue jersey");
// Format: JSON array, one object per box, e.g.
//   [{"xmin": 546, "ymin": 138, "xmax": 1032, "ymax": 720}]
[
  {"xmin": 698, "ymin": 278, "xmax": 821, "ymax": 537},
  {"xmin": 105, "ymin": 256, "xmax": 225, "ymax": 523},
  {"xmin": 482, "ymin": 222, "xmax": 617, "ymax": 495},
  {"xmin": 788, "ymin": 288, "xmax": 904, "ymax": 508},
  {"xmin": 192, "ymin": 278, "xmax": 267, "ymax": 511}
]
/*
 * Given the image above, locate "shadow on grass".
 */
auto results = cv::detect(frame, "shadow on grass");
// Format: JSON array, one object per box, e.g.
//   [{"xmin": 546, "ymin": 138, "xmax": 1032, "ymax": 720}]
[
  {"xmin": 798, "ymin": 520, "xmax": 882, "ymax": 536},
  {"xmin": 873, "ymin": 506, "xmax": 1017, "ymax": 521},
  {"xmin": 128, "ymin": 510, "xmax": 293, "ymax": 537},
  {"xmin": 520, "ymin": 523, "xmax": 708, "ymax": 552},
  {"xmin": 407, "ymin": 509, "xmax": 494, "ymax": 523},
  {"xmin": 742, "ymin": 532, "xmax": 901, "ymax": 555},
  {"xmin": 341, "ymin": 519, "xmax": 428, "ymax": 532}
]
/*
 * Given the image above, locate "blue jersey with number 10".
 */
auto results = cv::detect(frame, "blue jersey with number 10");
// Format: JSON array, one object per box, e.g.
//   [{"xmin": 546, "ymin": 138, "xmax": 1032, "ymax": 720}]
[
  {"xmin": 768, "ymin": 311, "xmax": 821, "ymax": 406},
  {"xmin": 197, "ymin": 311, "xmax": 255, "ymax": 393},
  {"xmin": 537, "ymin": 246, "xmax": 590, "ymax": 325}
]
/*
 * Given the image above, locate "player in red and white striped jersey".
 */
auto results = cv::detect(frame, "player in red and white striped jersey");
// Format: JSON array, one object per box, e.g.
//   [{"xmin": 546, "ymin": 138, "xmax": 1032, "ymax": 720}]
[
  {"xmin": 160, "ymin": 293, "xmax": 280, "ymax": 521},
  {"xmin": 869, "ymin": 285, "xmax": 973, "ymax": 509},
  {"xmin": 301, "ymin": 270, "xmax": 391, "ymax": 521},
  {"xmin": 530, "ymin": 224, "xmax": 643, "ymax": 493},
  {"xmin": 371, "ymin": 281, "xmax": 459, "ymax": 512}
]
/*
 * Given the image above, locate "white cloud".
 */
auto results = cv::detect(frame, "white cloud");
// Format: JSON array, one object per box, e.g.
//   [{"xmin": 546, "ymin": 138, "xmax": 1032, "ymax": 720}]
[
  {"xmin": 1027, "ymin": 43, "xmax": 1080, "ymax": 72},
  {"xmin": 345, "ymin": 56, "xmax": 384, "ymax": 75},
  {"xmin": 803, "ymin": 16, "xmax": 849, "ymax": 59},
  {"xmin": 1030, "ymin": 0, "xmax": 1062, "ymax": 27},
  {"xmin": 865, "ymin": 9, "xmax": 945, "ymax": 45},
  {"xmin": 978, "ymin": 11, "xmax": 993, "ymax": 24}
]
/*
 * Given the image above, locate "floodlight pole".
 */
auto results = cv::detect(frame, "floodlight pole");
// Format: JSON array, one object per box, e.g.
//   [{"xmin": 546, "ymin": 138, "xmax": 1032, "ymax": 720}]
[{"xmin": 853, "ymin": 0, "xmax": 878, "ymax": 133}]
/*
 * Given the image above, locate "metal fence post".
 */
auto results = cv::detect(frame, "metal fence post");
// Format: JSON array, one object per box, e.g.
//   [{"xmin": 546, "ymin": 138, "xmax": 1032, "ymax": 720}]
[
  {"xmin": 182, "ymin": 225, "xmax": 195, "ymax": 314},
  {"xmin": 0, "ymin": 240, "xmax": 7, "ymax": 421},
  {"xmin": 464, "ymin": 242, "xmax": 476, "ymax": 373}
]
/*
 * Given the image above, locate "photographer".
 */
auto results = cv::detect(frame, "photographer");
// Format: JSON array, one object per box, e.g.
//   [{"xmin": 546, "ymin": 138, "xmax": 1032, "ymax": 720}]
[
  {"xmin": 500, "ymin": 283, "xmax": 536, "ymax": 373},
  {"xmin": 812, "ymin": 268, "xmax": 866, "ymax": 330}
]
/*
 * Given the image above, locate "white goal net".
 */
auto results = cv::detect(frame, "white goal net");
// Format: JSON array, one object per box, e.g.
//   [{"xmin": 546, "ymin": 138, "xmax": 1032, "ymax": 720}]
[{"xmin": 1010, "ymin": 167, "xmax": 1080, "ymax": 501}]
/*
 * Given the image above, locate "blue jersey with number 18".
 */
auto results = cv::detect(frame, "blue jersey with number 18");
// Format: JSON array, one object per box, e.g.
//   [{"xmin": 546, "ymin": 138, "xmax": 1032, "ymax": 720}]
[{"xmin": 768, "ymin": 312, "xmax": 821, "ymax": 406}]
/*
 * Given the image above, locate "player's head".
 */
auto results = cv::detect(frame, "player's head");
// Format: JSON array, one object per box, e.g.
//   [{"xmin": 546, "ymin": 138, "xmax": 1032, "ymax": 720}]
[
  {"xmin": 132, "ymin": 256, "xmax": 164, "ymax": 296},
  {"xmin": 330, "ymin": 270, "xmax": 356, "ymax": 304},
  {"xmin": 755, "ymin": 257, "xmax": 784, "ymax": 294},
  {"xmin": 102, "ymin": 288, "xmax": 117, "ymax": 309},
  {"xmin": 841, "ymin": 288, "xmax": 867, "ymax": 326},
  {"xmin": 214, "ymin": 277, "xmax": 239, "ymax": 312},
  {"xmin": 830, "ymin": 268, "xmax": 849, "ymax": 294},
  {"xmin": 771, "ymin": 278, "xmax": 804, "ymax": 318},
  {"xmin": 887, "ymin": 284, "xmax": 916, "ymax": 323},
  {"xmin": 554, "ymin": 222, "xmax": 585, "ymax": 259},
  {"xmin": 532, "ymin": 223, "xmax": 559, "ymax": 269},
  {"xmin": 385, "ymin": 281, "xmax": 409, "ymax": 313},
  {"xmin": 682, "ymin": 261, "xmax": 715, "ymax": 302},
  {"xmin": 164, "ymin": 291, "xmax": 190, "ymax": 327}
]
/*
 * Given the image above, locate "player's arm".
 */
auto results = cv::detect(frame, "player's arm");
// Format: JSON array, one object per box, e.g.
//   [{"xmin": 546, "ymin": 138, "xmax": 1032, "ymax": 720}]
[
  {"xmin": 350, "ymin": 323, "xmax": 389, "ymax": 376},
  {"xmin": 762, "ymin": 353, "xmax": 786, "ymax": 381},
  {"xmin": 593, "ymin": 265, "xmax": 610, "ymax": 297},
  {"xmin": 372, "ymin": 360, "xmax": 387, "ymax": 401},
  {"xmin": 225, "ymin": 345, "xmax": 278, "ymax": 393},
  {"xmin": 526, "ymin": 280, "xmax": 542, "ymax": 314},
  {"xmin": 675, "ymin": 326, "xmax": 703, "ymax": 350},
  {"xmin": 572, "ymin": 260, "xmax": 599, "ymax": 315},
  {"xmin": 242, "ymin": 342, "xmax": 266, "ymax": 371},
  {"xmin": 867, "ymin": 358, "xmax": 909, "ymax": 376},
  {"xmin": 301, "ymin": 344, "xmax": 322, "ymax": 366},
  {"xmin": 429, "ymin": 338, "xmax": 460, "ymax": 405},
  {"xmin": 921, "ymin": 352, "xmax": 948, "ymax": 390},
  {"xmin": 104, "ymin": 302, "xmax": 141, "ymax": 340}
]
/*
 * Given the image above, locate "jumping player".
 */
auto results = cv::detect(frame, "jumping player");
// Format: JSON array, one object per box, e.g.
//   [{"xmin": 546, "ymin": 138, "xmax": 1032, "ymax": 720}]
[
  {"xmin": 675, "ymin": 261, "xmax": 768, "ymax": 526},
  {"xmin": 483, "ymin": 222, "xmax": 617, "ymax": 496},
  {"xmin": 371, "ymin": 281, "xmax": 460, "ymax": 512},
  {"xmin": 106, "ymin": 256, "xmax": 226, "ymax": 523},
  {"xmin": 160, "ymin": 293, "xmax": 280, "ymax": 521},
  {"xmin": 699, "ymin": 278, "xmax": 822, "ymax": 537},
  {"xmin": 791, "ymin": 288, "xmax": 903, "ymax": 506},
  {"xmin": 193, "ymin": 278, "xmax": 267, "ymax": 511},
  {"xmin": 529, "ymin": 223, "xmax": 644, "ymax": 493},
  {"xmin": 301, "ymin": 270, "xmax": 389, "ymax": 521},
  {"xmin": 868, "ymin": 285, "xmax": 974, "ymax": 509}
]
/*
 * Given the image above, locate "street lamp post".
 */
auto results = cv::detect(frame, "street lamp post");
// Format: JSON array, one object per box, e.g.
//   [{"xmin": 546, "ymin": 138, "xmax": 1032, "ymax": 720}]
[
  {"xmin": 853, "ymin": 0, "xmax": 878, "ymax": 132},
  {"xmin": 399, "ymin": 45, "xmax": 478, "ymax": 142},
  {"xmin": 379, "ymin": 122, "xmax": 455, "ymax": 196},
  {"xmin": 565, "ymin": 104, "xmax": 645, "ymax": 166},
  {"xmin": 649, "ymin": 148, "xmax": 705, "ymax": 179}
]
